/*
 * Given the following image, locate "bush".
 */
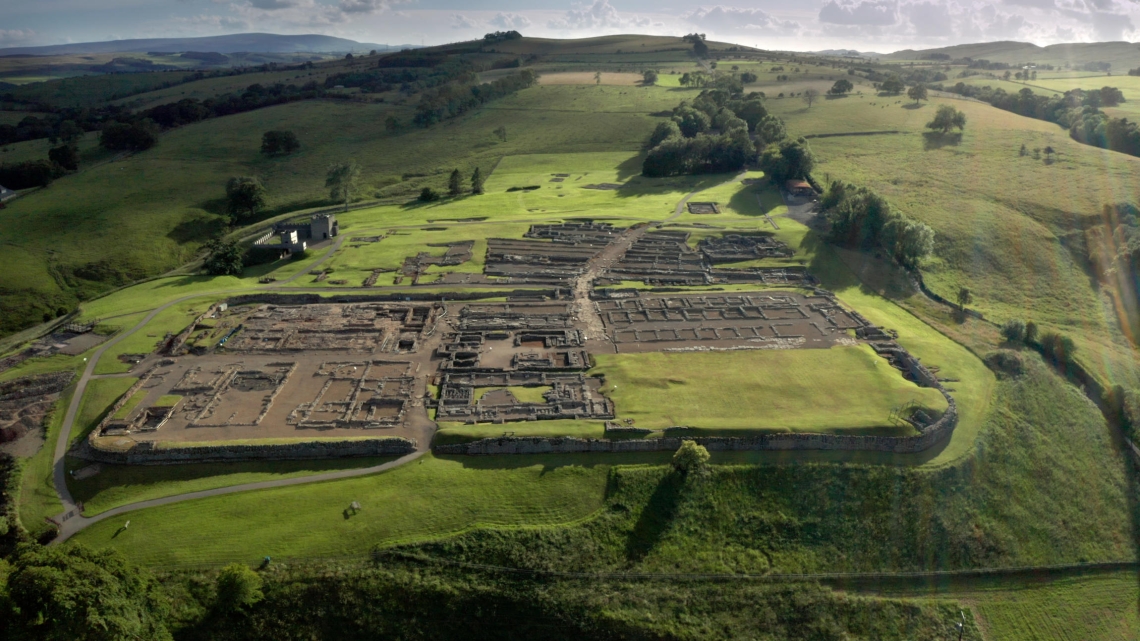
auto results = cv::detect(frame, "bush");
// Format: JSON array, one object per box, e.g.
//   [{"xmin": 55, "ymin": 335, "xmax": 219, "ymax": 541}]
[
  {"xmin": 418, "ymin": 187, "xmax": 440, "ymax": 202},
  {"xmin": 203, "ymin": 238, "xmax": 243, "ymax": 276},
  {"xmin": 1025, "ymin": 320, "xmax": 1039, "ymax": 344},
  {"xmin": 100, "ymin": 119, "xmax": 160, "ymax": 151},
  {"xmin": 648, "ymin": 120, "xmax": 681, "ymax": 148},
  {"xmin": 48, "ymin": 144, "xmax": 79, "ymax": 171},
  {"xmin": 0, "ymin": 160, "xmax": 62, "ymax": 189},
  {"xmin": 1039, "ymin": 331, "xmax": 1077, "ymax": 366},
  {"xmin": 261, "ymin": 130, "xmax": 300, "ymax": 155},
  {"xmin": 673, "ymin": 440, "xmax": 710, "ymax": 474},
  {"xmin": 984, "ymin": 350, "xmax": 1024, "ymax": 378},
  {"xmin": 1000, "ymin": 319, "xmax": 1026, "ymax": 343},
  {"xmin": 215, "ymin": 563, "xmax": 263, "ymax": 611}
]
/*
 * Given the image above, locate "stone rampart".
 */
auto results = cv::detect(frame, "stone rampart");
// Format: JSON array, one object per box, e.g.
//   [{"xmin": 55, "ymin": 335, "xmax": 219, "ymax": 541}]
[
  {"xmin": 86, "ymin": 437, "xmax": 416, "ymax": 465},
  {"xmin": 438, "ymin": 342, "xmax": 959, "ymax": 456},
  {"xmin": 223, "ymin": 289, "xmax": 562, "ymax": 308}
]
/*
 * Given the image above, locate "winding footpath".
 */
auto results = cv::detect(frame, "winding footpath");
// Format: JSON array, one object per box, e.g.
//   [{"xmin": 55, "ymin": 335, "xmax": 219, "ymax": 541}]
[{"xmin": 49, "ymin": 175, "xmax": 749, "ymax": 544}]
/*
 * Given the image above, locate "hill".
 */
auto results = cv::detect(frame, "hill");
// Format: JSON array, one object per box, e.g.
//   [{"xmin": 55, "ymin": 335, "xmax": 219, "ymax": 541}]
[
  {"xmin": 0, "ymin": 33, "xmax": 397, "ymax": 56},
  {"xmin": 885, "ymin": 40, "xmax": 1140, "ymax": 69}
]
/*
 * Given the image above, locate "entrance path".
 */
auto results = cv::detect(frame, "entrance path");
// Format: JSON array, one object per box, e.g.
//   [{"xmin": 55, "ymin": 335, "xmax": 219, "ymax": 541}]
[{"xmin": 48, "ymin": 174, "xmax": 748, "ymax": 543}]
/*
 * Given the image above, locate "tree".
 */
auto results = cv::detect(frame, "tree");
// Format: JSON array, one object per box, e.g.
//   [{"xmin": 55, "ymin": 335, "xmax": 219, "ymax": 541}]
[
  {"xmin": 493, "ymin": 126, "xmax": 507, "ymax": 141},
  {"xmin": 594, "ymin": 71, "xmax": 602, "ymax": 85},
  {"xmin": 4, "ymin": 543, "xmax": 172, "ymax": 641},
  {"xmin": 1000, "ymin": 319, "xmax": 1026, "ymax": 343},
  {"xmin": 260, "ymin": 130, "xmax": 300, "ymax": 156},
  {"xmin": 648, "ymin": 120, "xmax": 681, "ymax": 148},
  {"xmin": 99, "ymin": 120, "xmax": 159, "ymax": 152},
  {"xmin": 672, "ymin": 440, "xmax": 710, "ymax": 474},
  {"xmin": 214, "ymin": 563, "xmax": 263, "ymax": 612},
  {"xmin": 879, "ymin": 75, "xmax": 904, "ymax": 95},
  {"xmin": 385, "ymin": 116, "xmax": 400, "ymax": 132},
  {"xmin": 448, "ymin": 169, "xmax": 462, "ymax": 197},
  {"xmin": 956, "ymin": 287, "xmax": 973, "ymax": 311},
  {"xmin": 642, "ymin": 70, "xmax": 658, "ymax": 85},
  {"xmin": 52, "ymin": 120, "xmax": 83, "ymax": 146},
  {"xmin": 801, "ymin": 88, "xmax": 820, "ymax": 108},
  {"xmin": 471, "ymin": 167, "xmax": 485, "ymax": 195},
  {"xmin": 204, "ymin": 238, "xmax": 244, "ymax": 276},
  {"xmin": 672, "ymin": 106, "xmax": 711, "ymax": 137},
  {"xmin": 0, "ymin": 160, "xmax": 61, "ymax": 189},
  {"xmin": 418, "ymin": 187, "xmax": 440, "ymax": 202},
  {"xmin": 907, "ymin": 83, "xmax": 928, "ymax": 103},
  {"xmin": 759, "ymin": 137, "xmax": 815, "ymax": 182},
  {"xmin": 828, "ymin": 79, "xmax": 853, "ymax": 95},
  {"xmin": 225, "ymin": 176, "xmax": 266, "ymax": 223},
  {"xmin": 48, "ymin": 145, "xmax": 79, "ymax": 171},
  {"xmin": 325, "ymin": 161, "xmax": 361, "ymax": 211},
  {"xmin": 740, "ymin": 72, "xmax": 758, "ymax": 83},
  {"xmin": 926, "ymin": 104, "xmax": 967, "ymax": 134}
]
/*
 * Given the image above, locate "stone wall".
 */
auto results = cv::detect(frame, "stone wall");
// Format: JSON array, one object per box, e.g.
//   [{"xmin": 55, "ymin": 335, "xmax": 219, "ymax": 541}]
[
  {"xmin": 86, "ymin": 437, "xmax": 416, "ymax": 465},
  {"xmin": 223, "ymin": 289, "xmax": 562, "ymax": 308},
  {"xmin": 438, "ymin": 344, "xmax": 959, "ymax": 456}
]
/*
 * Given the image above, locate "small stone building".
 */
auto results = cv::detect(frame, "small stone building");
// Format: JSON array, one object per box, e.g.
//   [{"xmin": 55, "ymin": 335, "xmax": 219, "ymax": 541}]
[
  {"xmin": 0, "ymin": 184, "xmax": 15, "ymax": 202},
  {"xmin": 254, "ymin": 213, "xmax": 338, "ymax": 253}
]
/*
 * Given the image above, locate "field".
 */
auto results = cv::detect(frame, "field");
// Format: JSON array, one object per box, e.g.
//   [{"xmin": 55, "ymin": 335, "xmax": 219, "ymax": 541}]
[
  {"xmin": 593, "ymin": 346, "xmax": 945, "ymax": 433},
  {"xmin": 69, "ymin": 453, "xmax": 616, "ymax": 566}
]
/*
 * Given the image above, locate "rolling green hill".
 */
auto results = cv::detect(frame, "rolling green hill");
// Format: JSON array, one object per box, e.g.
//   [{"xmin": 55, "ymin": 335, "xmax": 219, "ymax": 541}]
[{"xmin": 886, "ymin": 40, "xmax": 1140, "ymax": 70}]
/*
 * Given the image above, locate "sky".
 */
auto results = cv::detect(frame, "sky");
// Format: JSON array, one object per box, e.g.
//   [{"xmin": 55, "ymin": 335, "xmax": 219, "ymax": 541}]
[{"xmin": 1, "ymin": 0, "xmax": 1135, "ymax": 54}]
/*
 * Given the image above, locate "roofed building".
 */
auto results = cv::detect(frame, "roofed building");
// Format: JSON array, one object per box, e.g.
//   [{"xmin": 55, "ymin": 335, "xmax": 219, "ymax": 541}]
[{"xmin": 785, "ymin": 179, "xmax": 814, "ymax": 197}]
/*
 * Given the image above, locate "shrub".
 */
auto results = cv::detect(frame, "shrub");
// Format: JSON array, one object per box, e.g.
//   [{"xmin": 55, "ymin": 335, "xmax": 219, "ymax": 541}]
[
  {"xmin": 0, "ymin": 160, "xmax": 62, "ymax": 189},
  {"xmin": 261, "ymin": 130, "xmax": 300, "ymax": 155},
  {"xmin": 1000, "ymin": 319, "xmax": 1026, "ymax": 343},
  {"xmin": 215, "ymin": 563, "xmax": 263, "ymax": 611},
  {"xmin": 100, "ymin": 119, "xmax": 159, "ymax": 151},
  {"xmin": 1025, "ymin": 320, "xmax": 1039, "ymax": 344},
  {"xmin": 418, "ymin": 187, "xmax": 440, "ymax": 202},
  {"xmin": 984, "ymin": 350, "xmax": 1024, "ymax": 378},
  {"xmin": 1039, "ymin": 331, "xmax": 1077, "ymax": 365},
  {"xmin": 673, "ymin": 441, "xmax": 710, "ymax": 474}
]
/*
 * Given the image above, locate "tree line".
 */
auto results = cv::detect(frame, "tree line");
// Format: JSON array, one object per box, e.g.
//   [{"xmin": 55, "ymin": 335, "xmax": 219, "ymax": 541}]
[
  {"xmin": 942, "ymin": 82, "xmax": 1140, "ymax": 158},
  {"xmin": 412, "ymin": 69, "xmax": 538, "ymax": 127},
  {"xmin": 821, "ymin": 182, "xmax": 935, "ymax": 271}
]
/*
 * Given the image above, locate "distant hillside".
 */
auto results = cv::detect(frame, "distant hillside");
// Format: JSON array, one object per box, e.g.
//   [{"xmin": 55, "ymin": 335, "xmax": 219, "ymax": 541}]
[
  {"xmin": 0, "ymin": 33, "xmax": 406, "ymax": 56},
  {"xmin": 885, "ymin": 40, "xmax": 1140, "ymax": 70},
  {"xmin": 810, "ymin": 49, "xmax": 886, "ymax": 58}
]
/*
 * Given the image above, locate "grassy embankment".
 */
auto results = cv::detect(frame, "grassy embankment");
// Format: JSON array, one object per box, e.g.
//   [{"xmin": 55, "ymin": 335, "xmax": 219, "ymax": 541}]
[{"xmin": 771, "ymin": 91, "xmax": 1140, "ymax": 389}]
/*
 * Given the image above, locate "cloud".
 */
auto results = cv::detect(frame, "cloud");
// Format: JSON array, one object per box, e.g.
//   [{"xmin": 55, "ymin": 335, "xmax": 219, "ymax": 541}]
[
  {"xmin": 489, "ymin": 12, "xmax": 531, "ymax": 30},
  {"xmin": 905, "ymin": 1, "xmax": 953, "ymax": 37},
  {"xmin": 338, "ymin": 0, "xmax": 389, "ymax": 14},
  {"xmin": 0, "ymin": 29, "xmax": 36, "ymax": 45},
  {"xmin": 176, "ymin": 14, "xmax": 250, "ymax": 29},
  {"xmin": 685, "ymin": 6, "xmax": 801, "ymax": 33},
  {"xmin": 819, "ymin": 0, "xmax": 899, "ymax": 25},
  {"xmin": 248, "ymin": 0, "xmax": 298, "ymax": 8},
  {"xmin": 451, "ymin": 13, "xmax": 480, "ymax": 29},
  {"xmin": 548, "ymin": 0, "xmax": 626, "ymax": 30},
  {"xmin": 1003, "ymin": 0, "xmax": 1057, "ymax": 9},
  {"xmin": 1088, "ymin": 9, "xmax": 1135, "ymax": 38}
]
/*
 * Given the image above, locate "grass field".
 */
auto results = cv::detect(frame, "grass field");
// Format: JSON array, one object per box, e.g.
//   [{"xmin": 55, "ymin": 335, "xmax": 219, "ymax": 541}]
[
  {"xmin": 593, "ymin": 346, "xmax": 945, "ymax": 433},
  {"xmin": 65, "ymin": 456, "xmax": 399, "ymax": 516},
  {"xmin": 69, "ymin": 453, "xmax": 618, "ymax": 566},
  {"xmin": 869, "ymin": 571, "xmax": 1140, "ymax": 641},
  {"xmin": 770, "ymin": 92, "xmax": 1140, "ymax": 389}
]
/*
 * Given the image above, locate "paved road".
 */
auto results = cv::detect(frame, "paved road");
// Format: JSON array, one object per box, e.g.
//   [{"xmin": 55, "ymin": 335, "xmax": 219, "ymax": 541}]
[{"xmin": 48, "ymin": 178, "xmax": 739, "ymax": 544}]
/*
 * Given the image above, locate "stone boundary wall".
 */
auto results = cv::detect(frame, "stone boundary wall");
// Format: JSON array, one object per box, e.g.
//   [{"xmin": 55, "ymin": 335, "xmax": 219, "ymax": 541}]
[
  {"xmin": 85, "ymin": 437, "xmax": 416, "ymax": 465},
  {"xmin": 437, "ymin": 348, "xmax": 959, "ymax": 456},
  {"xmin": 223, "ymin": 289, "xmax": 562, "ymax": 308}
]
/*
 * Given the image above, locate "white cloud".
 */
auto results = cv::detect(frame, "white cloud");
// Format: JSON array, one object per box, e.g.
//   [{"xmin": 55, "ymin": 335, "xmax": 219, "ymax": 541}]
[
  {"xmin": 338, "ymin": 0, "xmax": 389, "ymax": 15},
  {"xmin": 548, "ymin": 0, "xmax": 626, "ymax": 30},
  {"xmin": 819, "ymin": 0, "xmax": 899, "ymax": 25},
  {"xmin": 248, "ymin": 0, "xmax": 298, "ymax": 9},
  {"xmin": 0, "ymin": 29, "xmax": 36, "ymax": 45},
  {"xmin": 685, "ymin": 7, "xmax": 801, "ymax": 33},
  {"xmin": 1088, "ymin": 9, "xmax": 1135, "ymax": 38},
  {"xmin": 489, "ymin": 12, "xmax": 532, "ymax": 30},
  {"xmin": 451, "ymin": 13, "xmax": 481, "ymax": 29},
  {"xmin": 175, "ymin": 14, "xmax": 250, "ymax": 30},
  {"xmin": 905, "ymin": 1, "xmax": 953, "ymax": 37}
]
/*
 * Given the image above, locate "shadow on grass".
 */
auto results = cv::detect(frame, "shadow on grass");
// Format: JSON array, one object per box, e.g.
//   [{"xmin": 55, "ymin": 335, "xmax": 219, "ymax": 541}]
[
  {"xmin": 625, "ymin": 470, "xmax": 683, "ymax": 562},
  {"xmin": 614, "ymin": 172, "xmax": 735, "ymax": 200},
  {"xmin": 902, "ymin": 102, "xmax": 925, "ymax": 110},
  {"xmin": 167, "ymin": 213, "xmax": 229, "ymax": 244},
  {"xmin": 923, "ymin": 132, "xmax": 962, "ymax": 150}
]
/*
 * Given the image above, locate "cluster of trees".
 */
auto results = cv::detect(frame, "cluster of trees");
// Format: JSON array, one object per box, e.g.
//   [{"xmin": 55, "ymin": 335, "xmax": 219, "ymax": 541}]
[
  {"xmin": 100, "ymin": 119, "xmax": 160, "ymax": 151},
  {"xmin": 828, "ymin": 79, "xmax": 853, "ymax": 95},
  {"xmin": 642, "ymin": 88, "xmax": 787, "ymax": 177},
  {"xmin": 821, "ymin": 182, "xmax": 935, "ymax": 270},
  {"xmin": 943, "ymin": 83, "xmax": 1140, "ymax": 158},
  {"xmin": 412, "ymin": 69, "xmax": 537, "ymax": 127},
  {"xmin": 758, "ymin": 138, "xmax": 814, "ymax": 182},
  {"xmin": 483, "ymin": 30, "xmax": 523, "ymax": 43},
  {"xmin": 926, "ymin": 104, "xmax": 966, "ymax": 134},
  {"xmin": 325, "ymin": 57, "xmax": 478, "ymax": 95},
  {"xmin": 682, "ymin": 33, "xmax": 708, "ymax": 57},
  {"xmin": 0, "ymin": 160, "xmax": 63, "ymax": 189},
  {"xmin": 261, "ymin": 130, "xmax": 300, "ymax": 156}
]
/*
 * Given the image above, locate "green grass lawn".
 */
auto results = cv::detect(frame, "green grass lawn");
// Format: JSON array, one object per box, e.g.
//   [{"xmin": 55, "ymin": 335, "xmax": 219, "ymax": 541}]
[
  {"xmin": 593, "ymin": 345, "xmax": 945, "ymax": 432},
  {"xmin": 74, "ymin": 378, "xmax": 137, "ymax": 444},
  {"xmin": 772, "ymin": 92, "xmax": 1140, "ymax": 390},
  {"xmin": 65, "ymin": 456, "xmax": 399, "ymax": 516},
  {"xmin": 434, "ymin": 419, "xmax": 612, "ymax": 445},
  {"xmin": 69, "ymin": 453, "xmax": 615, "ymax": 566},
  {"xmin": 110, "ymin": 388, "xmax": 147, "ymax": 419}
]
